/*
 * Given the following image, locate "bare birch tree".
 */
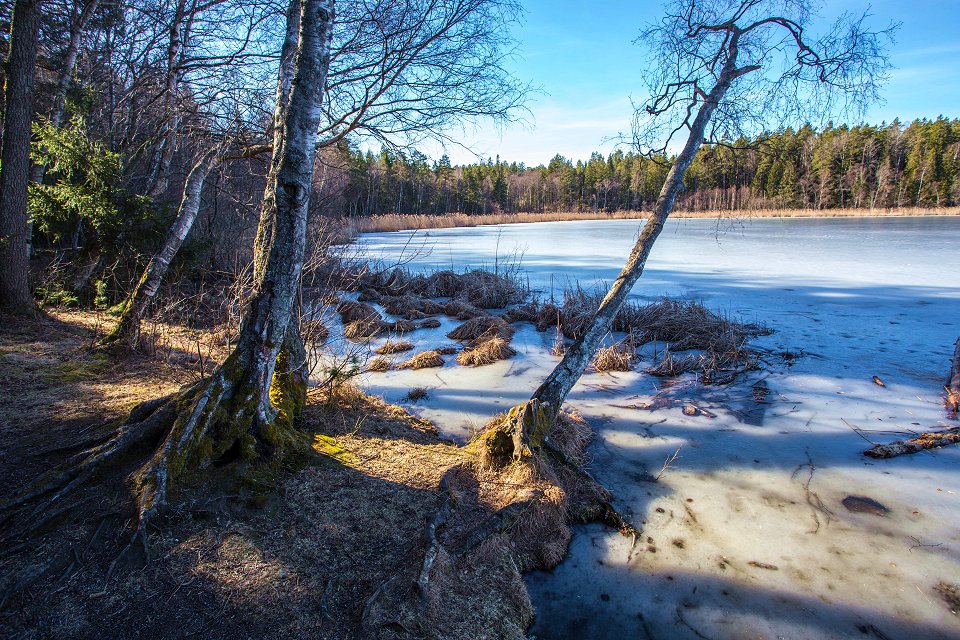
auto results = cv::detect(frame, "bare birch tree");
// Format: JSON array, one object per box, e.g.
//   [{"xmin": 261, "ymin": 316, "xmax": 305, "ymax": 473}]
[
  {"xmin": 490, "ymin": 0, "xmax": 895, "ymax": 459},
  {"xmin": 107, "ymin": 0, "xmax": 526, "ymax": 349}
]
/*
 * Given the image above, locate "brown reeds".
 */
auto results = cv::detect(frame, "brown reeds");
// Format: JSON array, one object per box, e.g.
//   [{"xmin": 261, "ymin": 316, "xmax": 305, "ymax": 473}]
[
  {"xmin": 349, "ymin": 263, "xmax": 527, "ymax": 315},
  {"xmin": 346, "ymin": 207, "xmax": 960, "ymax": 234},
  {"xmin": 456, "ymin": 336, "xmax": 517, "ymax": 367}
]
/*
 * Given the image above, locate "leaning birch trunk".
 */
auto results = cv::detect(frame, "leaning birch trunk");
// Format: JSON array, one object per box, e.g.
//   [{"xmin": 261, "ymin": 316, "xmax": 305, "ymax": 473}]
[
  {"xmin": 106, "ymin": 149, "xmax": 221, "ymax": 348},
  {"xmin": 0, "ymin": 0, "xmax": 43, "ymax": 313},
  {"xmin": 0, "ymin": 0, "xmax": 337, "ymax": 547},
  {"xmin": 491, "ymin": 37, "xmax": 753, "ymax": 461}
]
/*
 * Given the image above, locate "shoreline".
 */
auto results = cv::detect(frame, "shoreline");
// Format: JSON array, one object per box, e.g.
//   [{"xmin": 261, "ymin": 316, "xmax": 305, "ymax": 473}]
[{"xmin": 347, "ymin": 206, "xmax": 960, "ymax": 234}]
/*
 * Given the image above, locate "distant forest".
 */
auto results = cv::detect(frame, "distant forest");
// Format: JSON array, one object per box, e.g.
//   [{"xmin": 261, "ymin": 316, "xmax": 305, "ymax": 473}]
[{"xmin": 328, "ymin": 118, "xmax": 960, "ymax": 217}]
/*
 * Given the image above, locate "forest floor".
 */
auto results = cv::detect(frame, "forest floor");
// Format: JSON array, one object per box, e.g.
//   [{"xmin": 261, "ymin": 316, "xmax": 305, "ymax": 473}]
[
  {"xmin": 348, "ymin": 206, "xmax": 960, "ymax": 234},
  {"xmin": 0, "ymin": 310, "xmax": 601, "ymax": 640}
]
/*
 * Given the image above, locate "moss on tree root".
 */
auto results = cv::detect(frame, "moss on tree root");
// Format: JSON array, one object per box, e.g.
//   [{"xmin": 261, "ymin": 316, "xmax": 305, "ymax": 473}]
[{"xmin": 2, "ymin": 342, "xmax": 313, "ymax": 546}]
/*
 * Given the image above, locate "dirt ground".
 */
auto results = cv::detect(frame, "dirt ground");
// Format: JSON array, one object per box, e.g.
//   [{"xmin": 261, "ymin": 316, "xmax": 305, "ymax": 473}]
[{"xmin": 0, "ymin": 310, "xmax": 609, "ymax": 639}]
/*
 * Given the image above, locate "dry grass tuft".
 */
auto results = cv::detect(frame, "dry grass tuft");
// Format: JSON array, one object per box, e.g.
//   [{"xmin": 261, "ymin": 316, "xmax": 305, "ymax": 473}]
[
  {"xmin": 646, "ymin": 350, "xmax": 702, "ymax": 377},
  {"xmin": 336, "ymin": 299, "xmax": 382, "ymax": 326},
  {"xmin": 442, "ymin": 299, "xmax": 488, "ymax": 320},
  {"xmin": 550, "ymin": 330, "xmax": 566, "ymax": 357},
  {"xmin": 342, "ymin": 319, "xmax": 383, "ymax": 341},
  {"xmin": 374, "ymin": 339, "xmax": 414, "ymax": 355},
  {"xmin": 403, "ymin": 386, "xmax": 430, "ymax": 401},
  {"xmin": 384, "ymin": 319, "xmax": 416, "ymax": 334},
  {"xmin": 419, "ymin": 317, "xmax": 442, "ymax": 329},
  {"xmin": 365, "ymin": 356, "xmax": 391, "ymax": 372},
  {"xmin": 592, "ymin": 340, "xmax": 635, "ymax": 372},
  {"xmin": 447, "ymin": 316, "xmax": 513, "ymax": 343},
  {"xmin": 456, "ymin": 336, "xmax": 517, "ymax": 367},
  {"xmin": 434, "ymin": 345, "xmax": 459, "ymax": 355},
  {"xmin": 627, "ymin": 298, "xmax": 767, "ymax": 351},
  {"xmin": 397, "ymin": 350, "xmax": 445, "ymax": 370},
  {"xmin": 382, "ymin": 294, "xmax": 444, "ymax": 319}
]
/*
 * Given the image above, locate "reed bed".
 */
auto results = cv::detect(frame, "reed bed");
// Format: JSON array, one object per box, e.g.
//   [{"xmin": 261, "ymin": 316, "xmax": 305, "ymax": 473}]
[{"xmin": 345, "ymin": 206, "xmax": 960, "ymax": 234}]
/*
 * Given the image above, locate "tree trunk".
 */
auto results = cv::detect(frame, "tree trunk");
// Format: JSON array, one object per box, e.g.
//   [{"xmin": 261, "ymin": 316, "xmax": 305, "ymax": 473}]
[
  {"xmin": 252, "ymin": 0, "xmax": 301, "ymax": 283},
  {"xmin": 106, "ymin": 149, "xmax": 221, "ymax": 348},
  {"xmin": 146, "ymin": 0, "xmax": 191, "ymax": 199},
  {"xmin": 136, "ymin": 0, "xmax": 334, "ymax": 525},
  {"xmin": 501, "ymin": 43, "xmax": 751, "ymax": 454},
  {"xmin": 0, "ymin": 0, "xmax": 43, "ymax": 313}
]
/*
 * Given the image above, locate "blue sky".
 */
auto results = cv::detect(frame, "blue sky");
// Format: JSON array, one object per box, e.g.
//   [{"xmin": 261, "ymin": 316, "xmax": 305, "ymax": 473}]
[{"xmin": 426, "ymin": 0, "xmax": 960, "ymax": 167}]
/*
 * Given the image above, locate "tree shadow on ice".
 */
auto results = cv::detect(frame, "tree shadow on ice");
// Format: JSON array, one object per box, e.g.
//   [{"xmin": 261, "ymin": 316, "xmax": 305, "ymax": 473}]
[{"xmin": 527, "ymin": 562, "xmax": 959, "ymax": 640}]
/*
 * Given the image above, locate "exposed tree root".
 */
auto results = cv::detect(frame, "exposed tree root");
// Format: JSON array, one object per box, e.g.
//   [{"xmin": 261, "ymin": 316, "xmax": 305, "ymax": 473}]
[
  {"xmin": 1, "ymin": 337, "xmax": 309, "ymax": 561},
  {"xmin": 474, "ymin": 400, "xmax": 642, "ymax": 540},
  {"xmin": 417, "ymin": 470, "xmax": 455, "ymax": 613}
]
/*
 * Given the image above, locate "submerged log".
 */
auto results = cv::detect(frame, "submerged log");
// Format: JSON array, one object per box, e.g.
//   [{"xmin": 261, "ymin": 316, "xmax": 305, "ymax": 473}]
[{"xmin": 864, "ymin": 427, "xmax": 960, "ymax": 459}]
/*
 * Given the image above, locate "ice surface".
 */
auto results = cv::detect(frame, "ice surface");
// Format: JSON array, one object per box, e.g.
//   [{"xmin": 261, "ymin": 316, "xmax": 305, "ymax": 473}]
[{"xmin": 353, "ymin": 217, "xmax": 960, "ymax": 639}]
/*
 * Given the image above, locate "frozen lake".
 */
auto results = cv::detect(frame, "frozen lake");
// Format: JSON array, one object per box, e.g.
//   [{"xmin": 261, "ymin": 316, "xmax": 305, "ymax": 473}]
[{"xmin": 355, "ymin": 216, "xmax": 960, "ymax": 639}]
